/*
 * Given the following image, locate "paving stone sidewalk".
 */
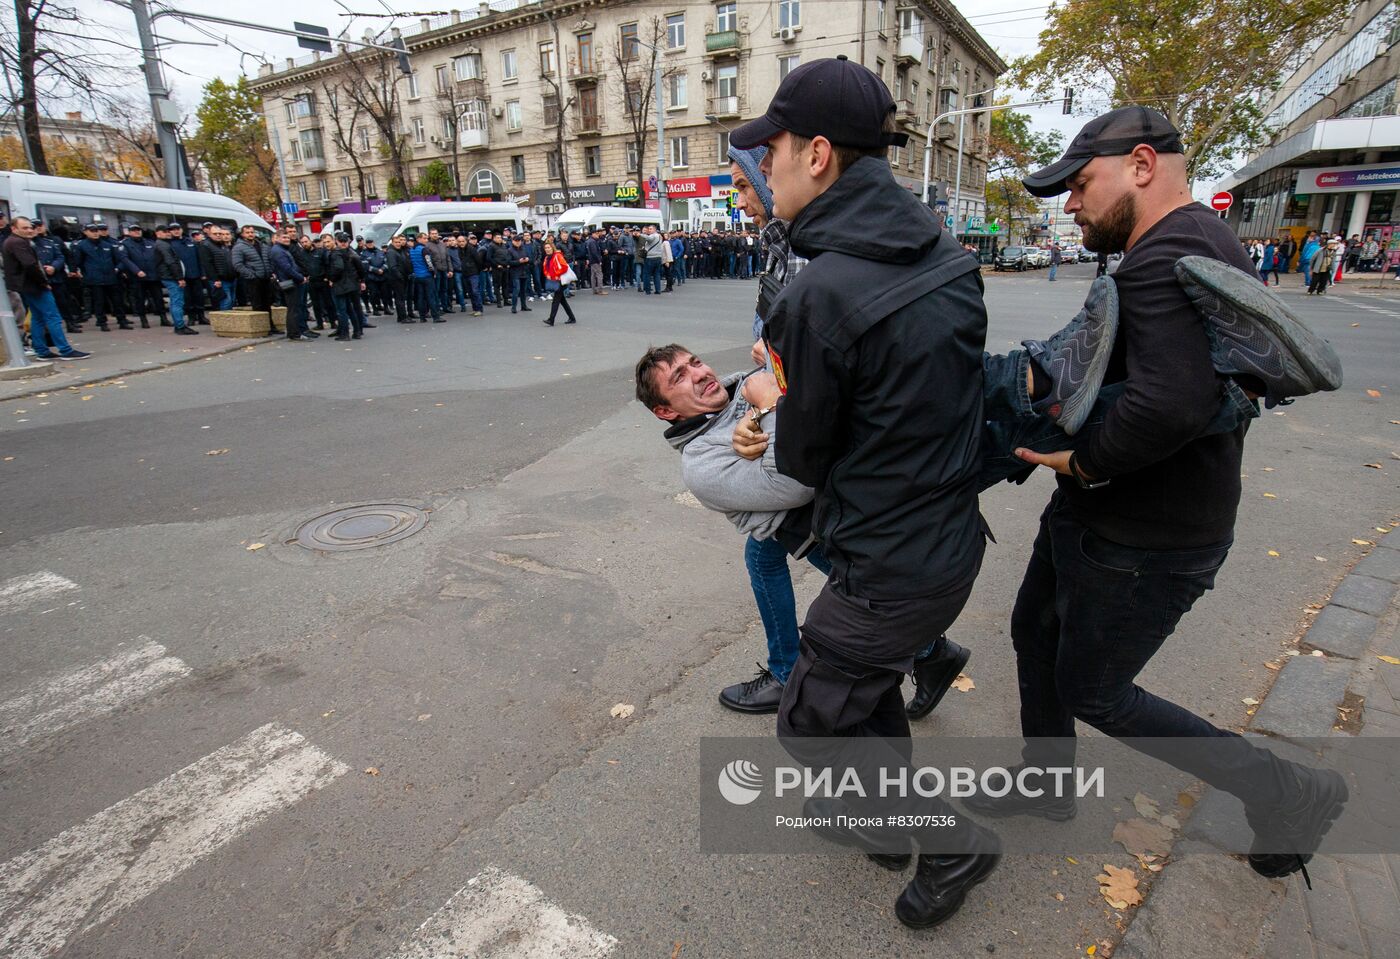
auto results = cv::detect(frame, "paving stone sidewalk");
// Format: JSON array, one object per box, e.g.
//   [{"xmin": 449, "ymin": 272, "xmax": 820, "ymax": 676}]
[{"xmin": 1118, "ymin": 527, "xmax": 1400, "ymax": 959}]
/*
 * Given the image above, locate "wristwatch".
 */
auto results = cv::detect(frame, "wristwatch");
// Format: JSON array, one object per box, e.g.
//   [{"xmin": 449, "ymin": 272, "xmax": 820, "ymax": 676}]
[{"xmin": 1070, "ymin": 452, "xmax": 1110, "ymax": 490}]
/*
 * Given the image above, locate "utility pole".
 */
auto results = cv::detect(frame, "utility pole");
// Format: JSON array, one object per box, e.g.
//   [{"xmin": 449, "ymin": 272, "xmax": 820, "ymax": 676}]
[
  {"xmin": 130, "ymin": 0, "xmax": 187, "ymax": 190},
  {"xmin": 268, "ymin": 125, "xmax": 293, "ymax": 227}
]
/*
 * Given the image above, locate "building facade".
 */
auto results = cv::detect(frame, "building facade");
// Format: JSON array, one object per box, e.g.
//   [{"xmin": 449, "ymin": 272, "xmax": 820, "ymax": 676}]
[
  {"xmin": 0, "ymin": 111, "xmax": 162, "ymax": 186},
  {"xmin": 1217, "ymin": 1, "xmax": 1399, "ymax": 266},
  {"xmin": 248, "ymin": 0, "xmax": 1004, "ymax": 231}
]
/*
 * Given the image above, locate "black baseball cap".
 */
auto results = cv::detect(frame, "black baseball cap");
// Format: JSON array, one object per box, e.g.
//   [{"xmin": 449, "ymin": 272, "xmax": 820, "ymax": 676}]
[
  {"xmin": 1023, "ymin": 106, "xmax": 1184, "ymax": 197},
  {"xmin": 730, "ymin": 55, "xmax": 908, "ymax": 151}
]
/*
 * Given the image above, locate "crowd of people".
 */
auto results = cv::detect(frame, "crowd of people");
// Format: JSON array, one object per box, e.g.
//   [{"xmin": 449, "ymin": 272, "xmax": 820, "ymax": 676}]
[{"xmin": 1243, "ymin": 230, "xmax": 1398, "ymax": 293}]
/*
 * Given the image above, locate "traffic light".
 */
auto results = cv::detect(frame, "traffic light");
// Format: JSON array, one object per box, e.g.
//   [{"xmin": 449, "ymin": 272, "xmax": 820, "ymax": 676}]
[
  {"xmin": 1062, "ymin": 87, "xmax": 1074, "ymax": 115},
  {"xmin": 725, "ymin": 191, "xmax": 733, "ymax": 211}
]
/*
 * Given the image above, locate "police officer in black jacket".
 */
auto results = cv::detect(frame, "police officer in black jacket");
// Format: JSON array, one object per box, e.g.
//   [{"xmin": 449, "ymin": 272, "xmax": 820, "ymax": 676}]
[
  {"xmin": 120, "ymin": 224, "xmax": 166, "ymax": 327},
  {"xmin": 383, "ymin": 234, "xmax": 413, "ymax": 322},
  {"xmin": 70, "ymin": 223, "xmax": 134, "ymax": 331},
  {"xmin": 729, "ymin": 56, "xmax": 1000, "ymax": 929}
]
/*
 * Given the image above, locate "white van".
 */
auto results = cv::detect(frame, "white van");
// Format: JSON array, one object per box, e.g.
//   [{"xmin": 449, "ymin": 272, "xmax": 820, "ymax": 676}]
[
  {"xmin": 0, "ymin": 169, "xmax": 271, "ymax": 240},
  {"xmin": 327, "ymin": 213, "xmax": 376, "ymax": 239},
  {"xmin": 552, "ymin": 206, "xmax": 663, "ymax": 236},
  {"xmin": 359, "ymin": 201, "xmax": 523, "ymax": 246}
]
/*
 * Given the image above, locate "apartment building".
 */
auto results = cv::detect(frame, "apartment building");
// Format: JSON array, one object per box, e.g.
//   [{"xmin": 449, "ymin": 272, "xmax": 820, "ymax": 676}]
[{"xmin": 250, "ymin": 0, "xmax": 1004, "ymax": 231}]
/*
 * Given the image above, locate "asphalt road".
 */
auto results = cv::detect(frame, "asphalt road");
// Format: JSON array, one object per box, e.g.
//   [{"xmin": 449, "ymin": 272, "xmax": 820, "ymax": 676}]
[{"xmin": 1, "ymin": 262, "xmax": 1396, "ymax": 958}]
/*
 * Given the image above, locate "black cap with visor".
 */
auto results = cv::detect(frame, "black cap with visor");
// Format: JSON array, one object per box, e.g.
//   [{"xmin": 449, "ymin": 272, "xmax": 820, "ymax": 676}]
[{"xmin": 1023, "ymin": 106, "xmax": 1184, "ymax": 197}]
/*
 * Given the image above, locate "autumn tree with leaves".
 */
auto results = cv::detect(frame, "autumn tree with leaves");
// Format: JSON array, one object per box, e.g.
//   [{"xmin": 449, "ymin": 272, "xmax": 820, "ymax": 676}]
[
  {"xmin": 321, "ymin": 80, "xmax": 374, "ymax": 208},
  {"xmin": 984, "ymin": 104, "xmax": 1062, "ymax": 244},
  {"xmin": 336, "ymin": 44, "xmax": 412, "ymax": 198},
  {"xmin": 189, "ymin": 77, "xmax": 280, "ymax": 213},
  {"xmin": 1011, "ymin": 0, "xmax": 1337, "ymax": 180}
]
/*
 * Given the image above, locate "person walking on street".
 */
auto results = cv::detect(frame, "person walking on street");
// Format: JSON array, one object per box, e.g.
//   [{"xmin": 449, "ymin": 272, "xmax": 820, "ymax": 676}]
[
  {"xmin": 1308, "ymin": 240, "xmax": 1338, "ymax": 295},
  {"xmin": 1048, "ymin": 241, "xmax": 1062, "ymax": 281},
  {"xmin": 2, "ymin": 216, "xmax": 91, "ymax": 359},
  {"xmin": 1278, "ymin": 234, "xmax": 1297, "ymax": 275},
  {"xmin": 540, "ymin": 237, "xmax": 577, "ymax": 326}
]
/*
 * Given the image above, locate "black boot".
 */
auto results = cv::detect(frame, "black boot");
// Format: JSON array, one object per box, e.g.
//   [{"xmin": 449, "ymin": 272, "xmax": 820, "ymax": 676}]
[
  {"xmin": 906, "ymin": 637, "xmax": 970, "ymax": 720},
  {"xmin": 117, "ymin": 320, "xmax": 134, "ymax": 330},
  {"xmin": 159, "ymin": 315, "xmax": 173, "ymax": 327},
  {"xmin": 718, "ymin": 664, "xmax": 784, "ymax": 714},
  {"xmin": 139, "ymin": 316, "xmax": 151, "ymax": 329},
  {"xmin": 1246, "ymin": 765, "xmax": 1348, "ymax": 886},
  {"xmin": 895, "ymin": 826, "xmax": 1002, "ymax": 929},
  {"xmin": 960, "ymin": 765, "xmax": 1077, "ymax": 821}
]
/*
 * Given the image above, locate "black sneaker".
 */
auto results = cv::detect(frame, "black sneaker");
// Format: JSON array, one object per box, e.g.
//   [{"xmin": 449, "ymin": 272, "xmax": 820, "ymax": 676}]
[
  {"xmin": 56, "ymin": 350, "xmax": 92, "ymax": 360},
  {"xmin": 1023, "ymin": 274, "xmax": 1119, "ymax": 435},
  {"xmin": 1246, "ymin": 766, "xmax": 1348, "ymax": 886},
  {"xmin": 895, "ymin": 827, "xmax": 1003, "ymax": 930},
  {"xmin": 175, "ymin": 326, "xmax": 199, "ymax": 335},
  {"xmin": 960, "ymin": 764, "xmax": 1078, "ymax": 821},
  {"xmin": 1175, "ymin": 256, "xmax": 1344, "ymax": 407},
  {"xmin": 906, "ymin": 637, "xmax": 970, "ymax": 720},
  {"xmin": 718, "ymin": 664, "xmax": 784, "ymax": 714}
]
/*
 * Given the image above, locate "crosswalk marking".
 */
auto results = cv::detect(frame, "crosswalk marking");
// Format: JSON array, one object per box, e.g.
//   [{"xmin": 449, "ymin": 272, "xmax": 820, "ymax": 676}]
[
  {"xmin": 383, "ymin": 868, "xmax": 618, "ymax": 958},
  {"xmin": 0, "ymin": 640, "xmax": 190, "ymax": 759},
  {"xmin": 0, "ymin": 572, "xmax": 78, "ymax": 615},
  {"xmin": 0, "ymin": 723, "xmax": 348, "ymax": 959}
]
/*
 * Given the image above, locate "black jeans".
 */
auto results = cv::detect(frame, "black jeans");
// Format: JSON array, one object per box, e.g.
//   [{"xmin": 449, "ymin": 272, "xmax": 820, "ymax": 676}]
[
  {"xmin": 1012, "ymin": 492, "xmax": 1296, "ymax": 808},
  {"xmin": 545, "ymin": 284, "xmax": 576, "ymax": 323}
]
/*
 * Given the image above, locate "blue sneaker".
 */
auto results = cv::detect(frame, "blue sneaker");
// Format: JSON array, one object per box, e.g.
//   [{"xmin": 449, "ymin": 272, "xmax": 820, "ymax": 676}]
[{"xmin": 57, "ymin": 350, "xmax": 92, "ymax": 360}]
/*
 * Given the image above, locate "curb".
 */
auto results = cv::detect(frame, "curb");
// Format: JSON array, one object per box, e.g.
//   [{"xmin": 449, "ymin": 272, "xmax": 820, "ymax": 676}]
[
  {"xmin": 1117, "ymin": 527, "xmax": 1400, "ymax": 959},
  {"xmin": 0, "ymin": 334, "xmax": 280, "ymax": 403}
]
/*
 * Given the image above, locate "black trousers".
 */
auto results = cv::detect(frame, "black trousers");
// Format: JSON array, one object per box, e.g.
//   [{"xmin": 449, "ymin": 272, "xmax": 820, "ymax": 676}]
[
  {"xmin": 87, "ymin": 285, "xmax": 126, "ymax": 324},
  {"xmin": 245, "ymin": 276, "xmax": 274, "ymax": 312},
  {"xmin": 388, "ymin": 277, "xmax": 410, "ymax": 319},
  {"xmin": 545, "ymin": 285, "xmax": 576, "ymax": 323}
]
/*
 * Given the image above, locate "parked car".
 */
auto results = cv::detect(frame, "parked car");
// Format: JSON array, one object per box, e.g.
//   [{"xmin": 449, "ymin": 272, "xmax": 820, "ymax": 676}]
[
  {"xmin": 1028, "ymin": 248, "xmax": 1050, "ymax": 268},
  {"xmin": 1078, "ymin": 248, "xmax": 1098, "ymax": 263},
  {"xmin": 994, "ymin": 246, "xmax": 1031, "ymax": 271}
]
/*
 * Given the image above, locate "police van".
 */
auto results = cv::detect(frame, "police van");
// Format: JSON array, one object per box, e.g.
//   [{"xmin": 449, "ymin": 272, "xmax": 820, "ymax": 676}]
[
  {"xmin": 358, "ymin": 201, "xmax": 523, "ymax": 246},
  {"xmin": 552, "ymin": 206, "xmax": 664, "ymax": 236},
  {"xmin": 0, "ymin": 169, "xmax": 271, "ymax": 240}
]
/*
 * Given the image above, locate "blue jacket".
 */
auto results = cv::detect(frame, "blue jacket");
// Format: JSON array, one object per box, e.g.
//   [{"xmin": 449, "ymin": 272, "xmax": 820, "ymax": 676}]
[
  {"xmin": 269, "ymin": 242, "xmax": 304, "ymax": 284},
  {"xmin": 70, "ymin": 237, "xmax": 133, "ymax": 286},
  {"xmin": 120, "ymin": 236, "xmax": 158, "ymax": 278},
  {"xmin": 34, "ymin": 235, "xmax": 67, "ymax": 274},
  {"xmin": 670, "ymin": 237, "xmax": 684, "ymax": 259},
  {"xmin": 409, "ymin": 245, "xmax": 433, "ymax": 279},
  {"xmin": 1262, "ymin": 244, "xmax": 1276, "ymax": 270},
  {"xmin": 360, "ymin": 248, "xmax": 387, "ymax": 277},
  {"xmin": 1300, "ymin": 240, "xmax": 1319, "ymax": 271},
  {"xmin": 173, "ymin": 237, "xmax": 203, "ymax": 279}
]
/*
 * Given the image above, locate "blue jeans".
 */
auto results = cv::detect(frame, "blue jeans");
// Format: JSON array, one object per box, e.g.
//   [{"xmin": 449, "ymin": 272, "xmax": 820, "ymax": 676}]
[
  {"xmin": 465, "ymin": 273, "xmax": 482, "ymax": 311},
  {"xmin": 479, "ymin": 269, "xmax": 494, "ymax": 303},
  {"xmin": 746, "ymin": 538, "xmax": 832, "ymax": 683},
  {"xmin": 161, "ymin": 279, "xmax": 187, "ymax": 329},
  {"xmin": 412, "ymin": 275, "xmax": 438, "ymax": 320},
  {"xmin": 436, "ymin": 273, "xmax": 453, "ymax": 312},
  {"xmin": 511, "ymin": 274, "xmax": 529, "ymax": 310},
  {"xmin": 209, "ymin": 281, "xmax": 235, "ymax": 311},
  {"xmin": 21, "ymin": 290, "xmax": 74, "ymax": 355},
  {"xmin": 643, "ymin": 259, "xmax": 663, "ymax": 294}
]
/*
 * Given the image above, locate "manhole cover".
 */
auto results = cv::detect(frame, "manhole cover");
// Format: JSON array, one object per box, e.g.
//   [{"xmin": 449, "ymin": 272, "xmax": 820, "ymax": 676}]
[{"xmin": 294, "ymin": 504, "xmax": 429, "ymax": 552}]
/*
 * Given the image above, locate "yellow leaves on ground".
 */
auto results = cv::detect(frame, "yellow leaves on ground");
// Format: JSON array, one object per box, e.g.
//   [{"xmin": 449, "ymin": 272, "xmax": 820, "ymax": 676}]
[
  {"xmin": 1112, "ymin": 818, "xmax": 1173, "ymax": 859},
  {"xmin": 951, "ymin": 673, "xmax": 976, "ymax": 692},
  {"xmin": 1096, "ymin": 864, "xmax": 1143, "ymax": 910},
  {"xmin": 1378, "ymin": 655, "xmax": 1400, "ymax": 666},
  {"xmin": 609, "ymin": 703, "xmax": 635, "ymax": 719},
  {"xmin": 1366, "ymin": 389, "xmax": 1382, "ymax": 398},
  {"xmin": 245, "ymin": 542, "xmax": 265, "ymax": 551}
]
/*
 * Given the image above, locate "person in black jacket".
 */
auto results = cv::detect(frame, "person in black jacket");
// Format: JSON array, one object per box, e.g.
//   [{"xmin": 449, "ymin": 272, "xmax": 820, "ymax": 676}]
[
  {"xmin": 120, "ymin": 224, "xmax": 165, "ymax": 327},
  {"xmin": 727, "ymin": 55, "xmax": 1001, "ymax": 929},
  {"xmin": 32, "ymin": 221, "xmax": 80, "ymax": 333},
  {"xmin": 153, "ymin": 223, "xmax": 197, "ymax": 334},
  {"xmin": 383, "ymin": 234, "xmax": 414, "ymax": 322},
  {"xmin": 323, "ymin": 232, "xmax": 364, "ymax": 340},
  {"xmin": 291, "ymin": 233, "xmax": 329, "ymax": 329},
  {"xmin": 487, "ymin": 235, "xmax": 512, "ymax": 310},
  {"xmin": 70, "ymin": 223, "xmax": 134, "ymax": 331}
]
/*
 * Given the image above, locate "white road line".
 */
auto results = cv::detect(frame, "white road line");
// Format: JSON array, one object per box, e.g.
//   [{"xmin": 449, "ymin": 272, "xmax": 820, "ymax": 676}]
[
  {"xmin": 384, "ymin": 867, "xmax": 618, "ymax": 959},
  {"xmin": 0, "ymin": 572, "xmax": 78, "ymax": 615},
  {"xmin": 0, "ymin": 640, "xmax": 190, "ymax": 758},
  {"xmin": 0, "ymin": 723, "xmax": 348, "ymax": 959}
]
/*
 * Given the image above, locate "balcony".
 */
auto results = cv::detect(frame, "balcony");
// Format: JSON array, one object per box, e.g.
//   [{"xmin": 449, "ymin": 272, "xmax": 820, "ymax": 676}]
[
  {"xmin": 934, "ymin": 119, "xmax": 956, "ymax": 141},
  {"xmin": 707, "ymin": 94, "xmax": 741, "ymax": 118},
  {"xmin": 303, "ymin": 156, "xmax": 326, "ymax": 172},
  {"xmin": 705, "ymin": 30, "xmax": 741, "ymax": 53},
  {"xmin": 456, "ymin": 77, "xmax": 487, "ymax": 99},
  {"xmin": 568, "ymin": 61, "xmax": 601, "ymax": 84},
  {"xmin": 895, "ymin": 34, "xmax": 923, "ymax": 66},
  {"xmin": 895, "ymin": 98, "xmax": 918, "ymax": 128},
  {"xmin": 571, "ymin": 113, "xmax": 603, "ymax": 136},
  {"xmin": 939, "ymin": 75, "xmax": 960, "ymax": 92},
  {"xmin": 458, "ymin": 128, "xmax": 489, "ymax": 151}
]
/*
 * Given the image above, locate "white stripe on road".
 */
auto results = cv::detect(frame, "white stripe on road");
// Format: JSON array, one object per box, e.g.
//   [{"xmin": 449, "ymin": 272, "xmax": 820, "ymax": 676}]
[
  {"xmin": 0, "ymin": 723, "xmax": 348, "ymax": 959},
  {"xmin": 384, "ymin": 868, "xmax": 618, "ymax": 958},
  {"xmin": 0, "ymin": 640, "xmax": 190, "ymax": 758},
  {"xmin": 0, "ymin": 572, "xmax": 78, "ymax": 615}
]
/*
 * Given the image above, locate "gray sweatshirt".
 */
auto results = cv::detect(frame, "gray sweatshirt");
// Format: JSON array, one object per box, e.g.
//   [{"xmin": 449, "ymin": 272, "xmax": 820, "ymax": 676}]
[{"xmin": 664, "ymin": 370, "xmax": 814, "ymax": 540}]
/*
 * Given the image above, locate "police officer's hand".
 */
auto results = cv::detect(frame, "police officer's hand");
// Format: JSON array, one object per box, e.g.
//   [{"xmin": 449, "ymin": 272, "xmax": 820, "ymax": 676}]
[
  {"xmin": 1014, "ymin": 448, "xmax": 1074, "ymax": 476},
  {"xmin": 136, "ymin": 271, "xmax": 146, "ymax": 278},
  {"xmin": 177, "ymin": 279, "xmax": 185, "ymax": 287},
  {"xmin": 740, "ymin": 372, "xmax": 781, "ymax": 410},
  {"xmin": 732, "ymin": 415, "xmax": 768, "ymax": 461},
  {"xmin": 750, "ymin": 338, "xmax": 766, "ymax": 367}
]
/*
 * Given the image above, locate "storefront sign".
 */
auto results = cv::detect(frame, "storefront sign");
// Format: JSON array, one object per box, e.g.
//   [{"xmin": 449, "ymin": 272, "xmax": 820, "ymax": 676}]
[
  {"xmin": 1294, "ymin": 162, "xmax": 1400, "ymax": 195},
  {"xmin": 532, "ymin": 184, "xmax": 618, "ymax": 205},
  {"xmin": 614, "ymin": 185, "xmax": 641, "ymax": 202},
  {"xmin": 337, "ymin": 196, "xmax": 441, "ymax": 214},
  {"xmin": 666, "ymin": 176, "xmax": 711, "ymax": 196}
]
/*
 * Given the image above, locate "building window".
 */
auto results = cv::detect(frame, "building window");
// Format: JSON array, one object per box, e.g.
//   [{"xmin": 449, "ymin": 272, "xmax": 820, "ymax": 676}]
[
  {"xmin": 539, "ymin": 40, "xmax": 556, "ymax": 76},
  {"xmin": 366, "ymin": 174, "xmax": 376, "ymax": 196},
  {"xmin": 670, "ymin": 135, "xmax": 689, "ymax": 169},
  {"xmin": 716, "ymin": 130, "xmax": 730, "ymax": 166},
  {"xmin": 291, "ymin": 93, "xmax": 315, "ymax": 118},
  {"xmin": 501, "ymin": 49, "xmax": 517, "ymax": 81},
  {"xmin": 442, "ymin": 114, "xmax": 455, "ymax": 140},
  {"xmin": 454, "ymin": 54, "xmax": 481, "ymax": 81},
  {"xmin": 299, "ymin": 129, "xmax": 324, "ymax": 160},
  {"xmin": 289, "ymin": 140, "xmax": 302, "ymax": 162},
  {"xmin": 296, "ymin": 181, "xmax": 308, "ymax": 204},
  {"xmin": 506, "ymin": 100, "xmax": 522, "ymax": 131},
  {"xmin": 318, "ymin": 179, "xmax": 330, "ymax": 202},
  {"xmin": 285, "ymin": 102, "xmax": 296, "ymax": 124},
  {"xmin": 577, "ymin": 33, "xmax": 594, "ymax": 73},
  {"xmin": 412, "ymin": 117, "xmax": 426, "ymax": 144},
  {"xmin": 890, "ymin": 145, "xmax": 900, "ymax": 166},
  {"xmin": 715, "ymin": 2, "xmax": 736, "ymax": 33},
  {"xmin": 620, "ymin": 22, "xmax": 639, "ymax": 60},
  {"xmin": 579, "ymin": 85, "xmax": 600, "ymax": 124},
  {"xmin": 585, "ymin": 145, "xmax": 602, "ymax": 176},
  {"xmin": 666, "ymin": 13, "xmax": 685, "ymax": 49},
  {"xmin": 546, "ymin": 149, "xmax": 562, "ymax": 179},
  {"xmin": 625, "ymin": 79, "xmax": 643, "ymax": 116},
  {"xmin": 511, "ymin": 155, "xmax": 526, "ymax": 183},
  {"xmin": 716, "ymin": 63, "xmax": 738, "ymax": 99},
  {"xmin": 626, "ymin": 140, "xmax": 639, "ymax": 171},
  {"xmin": 340, "ymin": 176, "xmax": 352, "ymax": 198},
  {"xmin": 668, "ymin": 73, "xmax": 687, "ymax": 109},
  {"xmin": 543, "ymin": 92, "xmax": 560, "ymax": 127},
  {"xmin": 435, "ymin": 65, "xmax": 449, "ymax": 93},
  {"xmin": 876, "ymin": 58, "xmax": 886, "ymax": 85},
  {"xmin": 925, "ymin": 89, "xmax": 934, "ymax": 123},
  {"xmin": 778, "ymin": 54, "xmax": 799, "ymax": 80},
  {"xmin": 876, "ymin": 0, "xmax": 886, "ymax": 33},
  {"xmin": 473, "ymin": 170, "xmax": 498, "ymax": 194},
  {"xmin": 407, "ymin": 71, "xmax": 420, "ymax": 99},
  {"xmin": 778, "ymin": 0, "xmax": 800, "ymax": 30},
  {"xmin": 358, "ymin": 127, "xmax": 371, "ymax": 152}
]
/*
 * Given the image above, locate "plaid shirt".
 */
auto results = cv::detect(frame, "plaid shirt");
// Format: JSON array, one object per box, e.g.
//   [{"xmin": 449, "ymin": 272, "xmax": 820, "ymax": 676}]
[{"xmin": 755, "ymin": 219, "xmax": 806, "ymax": 337}]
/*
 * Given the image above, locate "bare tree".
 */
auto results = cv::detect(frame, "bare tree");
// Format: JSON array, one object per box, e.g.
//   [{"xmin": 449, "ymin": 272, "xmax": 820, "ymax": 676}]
[
  {"xmin": 336, "ymin": 42, "xmax": 412, "ymax": 198},
  {"xmin": 540, "ymin": 10, "xmax": 576, "ymax": 200},
  {"xmin": 322, "ymin": 80, "xmax": 373, "ymax": 208},
  {"xmin": 611, "ymin": 17, "xmax": 674, "ymax": 206},
  {"xmin": 432, "ymin": 80, "xmax": 464, "ymax": 198}
]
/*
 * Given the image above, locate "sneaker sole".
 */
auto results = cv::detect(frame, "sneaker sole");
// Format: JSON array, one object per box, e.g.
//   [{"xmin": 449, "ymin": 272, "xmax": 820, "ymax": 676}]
[
  {"xmin": 1055, "ymin": 275, "xmax": 1119, "ymax": 436},
  {"xmin": 906, "ymin": 642, "xmax": 972, "ymax": 720},
  {"xmin": 1175, "ymin": 256, "xmax": 1343, "ymax": 398}
]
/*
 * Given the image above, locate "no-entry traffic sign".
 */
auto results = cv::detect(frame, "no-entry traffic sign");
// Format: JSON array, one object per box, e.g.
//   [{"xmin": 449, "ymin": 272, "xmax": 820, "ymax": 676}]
[{"xmin": 1211, "ymin": 191, "xmax": 1233, "ymax": 211}]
